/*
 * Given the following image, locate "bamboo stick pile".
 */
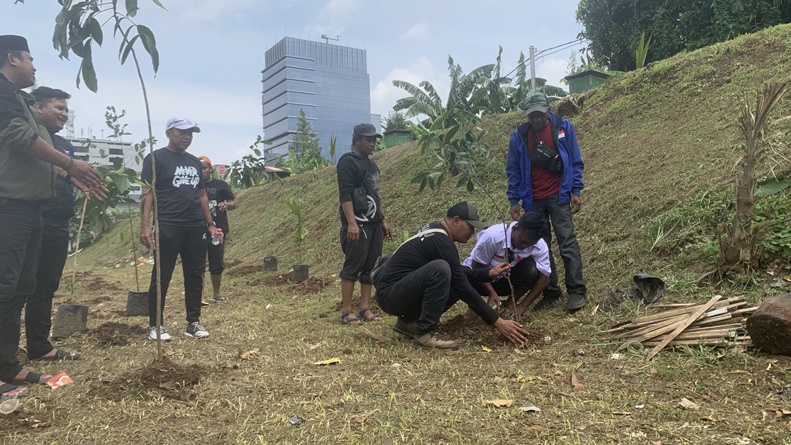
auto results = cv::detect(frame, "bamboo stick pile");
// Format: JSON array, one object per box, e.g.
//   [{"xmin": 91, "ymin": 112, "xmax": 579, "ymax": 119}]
[{"xmin": 603, "ymin": 295, "xmax": 756, "ymax": 360}]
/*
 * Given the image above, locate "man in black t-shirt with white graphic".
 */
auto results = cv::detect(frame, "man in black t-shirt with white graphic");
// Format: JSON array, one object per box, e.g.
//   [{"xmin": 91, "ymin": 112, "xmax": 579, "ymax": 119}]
[
  {"xmin": 336, "ymin": 123, "xmax": 393, "ymax": 325},
  {"xmin": 198, "ymin": 155, "xmax": 235, "ymax": 304},
  {"xmin": 375, "ymin": 202, "xmax": 530, "ymax": 350},
  {"xmin": 140, "ymin": 116, "xmax": 218, "ymax": 341}
]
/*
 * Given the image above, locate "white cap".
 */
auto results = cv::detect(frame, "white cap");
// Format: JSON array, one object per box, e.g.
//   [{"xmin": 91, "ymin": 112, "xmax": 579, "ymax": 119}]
[{"xmin": 166, "ymin": 115, "xmax": 201, "ymax": 133}]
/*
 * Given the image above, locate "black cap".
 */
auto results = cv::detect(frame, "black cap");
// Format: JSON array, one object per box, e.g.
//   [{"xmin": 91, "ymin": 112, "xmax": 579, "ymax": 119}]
[
  {"xmin": 0, "ymin": 35, "xmax": 30, "ymax": 53},
  {"xmin": 446, "ymin": 202, "xmax": 488, "ymax": 229},
  {"xmin": 353, "ymin": 123, "xmax": 382, "ymax": 138}
]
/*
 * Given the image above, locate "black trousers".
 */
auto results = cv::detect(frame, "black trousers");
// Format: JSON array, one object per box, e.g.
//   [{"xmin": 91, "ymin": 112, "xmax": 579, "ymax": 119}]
[
  {"xmin": 0, "ymin": 198, "xmax": 43, "ymax": 381},
  {"xmin": 26, "ymin": 223, "xmax": 70, "ymax": 359},
  {"xmin": 532, "ymin": 194, "xmax": 587, "ymax": 299},
  {"xmin": 376, "ymin": 260, "xmax": 465, "ymax": 336},
  {"xmin": 470, "ymin": 257, "xmax": 539, "ymax": 297},
  {"xmin": 148, "ymin": 225, "xmax": 207, "ymax": 327}
]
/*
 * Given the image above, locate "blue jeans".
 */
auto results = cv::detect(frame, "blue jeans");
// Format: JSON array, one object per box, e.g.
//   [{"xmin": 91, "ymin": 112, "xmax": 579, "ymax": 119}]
[
  {"xmin": 531, "ymin": 193, "xmax": 586, "ymax": 299},
  {"xmin": 0, "ymin": 198, "xmax": 43, "ymax": 381}
]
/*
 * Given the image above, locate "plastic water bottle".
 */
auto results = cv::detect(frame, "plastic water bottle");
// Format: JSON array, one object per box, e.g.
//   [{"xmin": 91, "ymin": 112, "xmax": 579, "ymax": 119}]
[{"xmin": 212, "ymin": 228, "xmax": 223, "ymax": 245}]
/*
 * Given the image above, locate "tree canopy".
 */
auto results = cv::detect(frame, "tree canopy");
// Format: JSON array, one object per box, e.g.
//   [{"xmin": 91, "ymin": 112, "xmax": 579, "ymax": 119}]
[{"xmin": 577, "ymin": 0, "xmax": 791, "ymax": 71}]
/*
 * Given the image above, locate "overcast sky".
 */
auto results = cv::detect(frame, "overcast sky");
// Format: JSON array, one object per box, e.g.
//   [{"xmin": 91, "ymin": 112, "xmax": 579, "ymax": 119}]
[{"xmin": 3, "ymin": 0, "xmax": 584, "ymax": 165}]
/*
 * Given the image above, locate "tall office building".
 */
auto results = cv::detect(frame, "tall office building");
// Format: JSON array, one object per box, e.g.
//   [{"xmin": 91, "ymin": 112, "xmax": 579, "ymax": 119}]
[{"xmin": 261, "ymin": 37, "xmax": 380, "ymax": 163}]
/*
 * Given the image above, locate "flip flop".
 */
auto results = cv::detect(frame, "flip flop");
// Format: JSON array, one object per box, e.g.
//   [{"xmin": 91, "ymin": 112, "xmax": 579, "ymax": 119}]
[
  {"xmin": 12, "ymin": 370, "xmax": 51, "ymax": 385},
  {"xmin": 0, "ymin": 383, "xmax": 27, "ymax": 401},
  {"xmin": 31, "ymin": 348, "xmax": 80, "ymax": 362}
]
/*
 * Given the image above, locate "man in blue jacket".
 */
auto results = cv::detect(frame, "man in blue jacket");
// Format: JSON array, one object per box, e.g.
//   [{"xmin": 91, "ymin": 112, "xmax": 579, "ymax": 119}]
[{"xmin": 506, "ymin": 92, "xmax": 587, "ymax": 312}]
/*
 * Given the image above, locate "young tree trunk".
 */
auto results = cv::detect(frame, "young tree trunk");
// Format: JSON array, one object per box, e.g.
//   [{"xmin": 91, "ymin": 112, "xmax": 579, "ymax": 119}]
[{"xmin": 716, "ymin": 82, "xmax": 787, "ymax": 280}]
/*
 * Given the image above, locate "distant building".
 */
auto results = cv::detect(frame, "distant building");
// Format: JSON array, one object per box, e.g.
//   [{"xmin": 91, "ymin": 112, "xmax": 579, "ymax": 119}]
[
  {"xmin": 563, "ymin": 69, "xmax": 611, "ymax": 94},
  {"xmin": 66, "ymin": 137, "xmax": 141, "ymax": 174},
  {"xmin": 261, "ymin": 37, "xmax": 379, "ymax": 163}
]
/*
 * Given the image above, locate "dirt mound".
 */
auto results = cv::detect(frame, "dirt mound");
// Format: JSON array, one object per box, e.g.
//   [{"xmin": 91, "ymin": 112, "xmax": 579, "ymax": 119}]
[
  {"xmin": 94, "ymin": 358, "xmax": 204, "ymax": 402},
  {"xmin": 90, "ymin": 322, "xmax": 147, "ymax": 347},
  {"xmin": 70, "ymin": 271, "xmax": 123, "ymax": 293},
  {"xmin": 225, "ymin": 264, "xmax": 261, "ymax": 277},
  {"xmin": 442, "ymin": 314, "xmax": 547, "ymax": 345}
]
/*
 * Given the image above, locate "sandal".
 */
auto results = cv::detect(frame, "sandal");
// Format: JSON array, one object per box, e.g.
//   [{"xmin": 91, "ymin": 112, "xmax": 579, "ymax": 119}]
[
  {"xmin": 358, "ymin": 308, "xmax": 382, "ymax": 322},
  {"xmin": 0, "ymin": 383, "xmax": 27, "ymax": 401},
  {"xmin": 12, "ymin": 370, "xmax": 51, "ymax": 385},
  {"xmin": 31, "ymin": 348, "xmax": 80, "ymax": 362},
  {"xmin": 341, "ymin": 311, "xmax": 363, "ymax": 325}
]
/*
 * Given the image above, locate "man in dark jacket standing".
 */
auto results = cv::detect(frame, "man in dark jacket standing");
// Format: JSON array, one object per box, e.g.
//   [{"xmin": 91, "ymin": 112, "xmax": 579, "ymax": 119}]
[
  {"xmin": 506, "ymin": 92, "xmax": 587, "ymax": 312},
  {"xmin": 25, "ymin": 86, "xmax": 80, "ymax": 362},
  {"xmin": 0, "ymin": 35, "xmax": 103, "ymax": 397},
  {"xmin": 336, "ymin": 123, "xmax": 393, "ymax": 325}
]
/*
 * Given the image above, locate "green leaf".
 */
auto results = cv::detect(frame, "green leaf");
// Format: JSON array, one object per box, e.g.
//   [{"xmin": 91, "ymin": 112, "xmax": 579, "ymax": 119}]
[
  {"xmin": 136, "ymin": 25, "xmax": 160, "ymax": 72},
  {"xmin": 466, "ymin": 180, "xmax": 475, "ymax": 192},
  {"xmin": 756, "ymin": 176, "xmax": 791, "ymax": 197},
  {"xmin": 80, "ymin": 43, "xmax": 98, "ymax": 92},
  {"xmin": 120, "ymin": 35, "xmax": 140, "ymax": 65},
  {"xmin": 87, "ymin": 17, "xmax": 103, "ymax": 46},
  {"xmin": 151, "ymin": 0, "xmax": 167, "ymax": 9},
  {"xmin": 126, "ymin": 0, "xmax": 139, "ymax": 17}
]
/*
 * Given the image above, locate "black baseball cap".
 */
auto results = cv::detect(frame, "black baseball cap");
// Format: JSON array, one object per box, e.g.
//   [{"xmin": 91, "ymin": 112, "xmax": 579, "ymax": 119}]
[
  {"xmin": 446, "ymin": 202, "xmax": 488, "ymax": 229},
  {"xmin": 353, "ymin": 123, "xmax": 382, "ymax": 138}
]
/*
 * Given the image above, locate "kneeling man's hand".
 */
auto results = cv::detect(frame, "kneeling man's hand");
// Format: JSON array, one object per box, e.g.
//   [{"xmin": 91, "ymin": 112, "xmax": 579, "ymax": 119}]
[
  {"xmin": 494, "ymin": 318, "xmax": 530, "ymax": 344},
  {"xmin": 489, "ymin": 262, "xmax": 510, "ymax": 279}
]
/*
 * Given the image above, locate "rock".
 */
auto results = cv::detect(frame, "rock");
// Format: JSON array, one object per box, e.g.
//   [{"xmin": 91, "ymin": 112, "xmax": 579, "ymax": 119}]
[{"xmin": 746, "ymin": 293, "xmax": 791, "ymax": 355}]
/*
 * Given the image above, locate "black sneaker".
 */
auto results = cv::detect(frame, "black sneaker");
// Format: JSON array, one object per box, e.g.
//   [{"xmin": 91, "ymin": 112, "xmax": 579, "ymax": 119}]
[
  {"xmin": 533, "ymin": 292, "xmax": 563, "ymax": 311},
  {"xmin": 567, "ymin": 294, "xmax": 587, "ymax": 312},
  {"xmin": 185, "ymin": 321, "xmax": 210, "ymax": 338}
]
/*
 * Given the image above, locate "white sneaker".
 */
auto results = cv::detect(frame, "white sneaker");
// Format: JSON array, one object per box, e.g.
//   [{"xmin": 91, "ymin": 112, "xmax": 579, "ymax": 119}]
[
  {"xmin": 148, "ymin": 326, "xmax": 172, "ymax": 342},
  {"xmin": 185, "ymin": 321, "xmax": 210, "ymax": 338}
]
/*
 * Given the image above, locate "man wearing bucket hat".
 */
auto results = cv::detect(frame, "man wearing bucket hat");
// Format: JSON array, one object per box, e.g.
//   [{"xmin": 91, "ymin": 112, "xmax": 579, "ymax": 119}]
[
  {"xmin": 336, "ymin": 123, "xmax": 393, "ymax": 325},
  {"xmin": 0, "ymin": 35, "xmax": 105, "ymax": 398},
  {"xmin": 140, "ymin": 116, "xmax": 217, "ymax": 341},
  {"xmin": 374, "ymin": 202, "xmax": 530, "ymax": 349},
  {"xmin": 506, "ymin": 92, "xmax": 587, "ymax": 312},
  {"xmin": 198, "ymin": 155, "xmax": 235, "ymax": 304}
]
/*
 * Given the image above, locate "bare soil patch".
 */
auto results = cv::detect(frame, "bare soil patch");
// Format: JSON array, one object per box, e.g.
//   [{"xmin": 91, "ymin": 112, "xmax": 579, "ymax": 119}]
[
  {"xmin": 89, "ymin": 322, "xmax": 147, "ymax": 347},
  {"xmin": 225, "ymin": 264, "xmax": 261, "ymax": 277},
  {"xmin": 0, "ymin": 406, "xmax": 51, "ymax": 434},
  {"xmin": 94, "ymin": 358, "xmax": 204, "ymax": 402}
]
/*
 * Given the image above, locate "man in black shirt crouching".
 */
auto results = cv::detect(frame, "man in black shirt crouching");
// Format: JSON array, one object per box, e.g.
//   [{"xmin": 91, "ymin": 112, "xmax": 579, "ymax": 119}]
[{"xmin": 375, "ymin": 202, "xmax": 530, "ymax": 349}]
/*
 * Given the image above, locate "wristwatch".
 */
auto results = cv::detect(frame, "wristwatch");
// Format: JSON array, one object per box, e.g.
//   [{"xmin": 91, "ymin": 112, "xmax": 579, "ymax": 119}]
[{"xmin": 208, "ymin": 221, "xmax": 216, "ymax": 227}]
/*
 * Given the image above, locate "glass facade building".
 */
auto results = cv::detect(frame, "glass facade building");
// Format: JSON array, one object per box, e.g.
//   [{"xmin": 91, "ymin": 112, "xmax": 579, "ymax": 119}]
[{"xmin": 261, "ymin": 37, "xmax": 379, "ymax": 163}]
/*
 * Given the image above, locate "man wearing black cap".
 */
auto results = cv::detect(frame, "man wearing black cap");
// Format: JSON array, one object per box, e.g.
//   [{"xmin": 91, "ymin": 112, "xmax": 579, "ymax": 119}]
[
  {"xmin": 0, "ymin": 35, "xmax": 104, "ymax": 396},
  {"xmin": 374, "ymin": 202, "xmax": 530, "ymax": 349},
  {"xmin": 506, "ymin": 92, "xmax": 587, "ymax": 312},
  {"xmin": 336, "ymin": 123, "xmax": 393, "ymax": 325}
]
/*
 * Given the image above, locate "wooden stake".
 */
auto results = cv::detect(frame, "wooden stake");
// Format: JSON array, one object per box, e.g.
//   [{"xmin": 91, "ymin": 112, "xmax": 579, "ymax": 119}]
[{"xmin": 644, "ymin": 295, "xmax": 722, "ymax": 361}]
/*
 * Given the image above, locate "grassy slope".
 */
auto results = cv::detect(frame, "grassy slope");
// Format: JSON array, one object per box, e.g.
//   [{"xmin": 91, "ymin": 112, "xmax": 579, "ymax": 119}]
[
  {"xmin": 13, "ymin": 25, "xmax": 791, "ymax": 445},
  {"xmin": 83, "ymin": 24, "xmax": 791, "ymax": 299}
]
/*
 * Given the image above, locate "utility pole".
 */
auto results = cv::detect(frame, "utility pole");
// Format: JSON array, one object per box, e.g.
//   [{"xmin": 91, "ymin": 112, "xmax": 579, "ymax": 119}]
[{"xmin": 529, "ymin": 45, "xmax": 536, "ymax": 92}]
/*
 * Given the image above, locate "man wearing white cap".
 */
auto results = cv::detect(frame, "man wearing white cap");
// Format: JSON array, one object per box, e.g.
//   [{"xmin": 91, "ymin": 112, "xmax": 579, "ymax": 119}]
[{"xmin": 140, "ymin": 115, "xmax": 217, "ymax": 340}]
